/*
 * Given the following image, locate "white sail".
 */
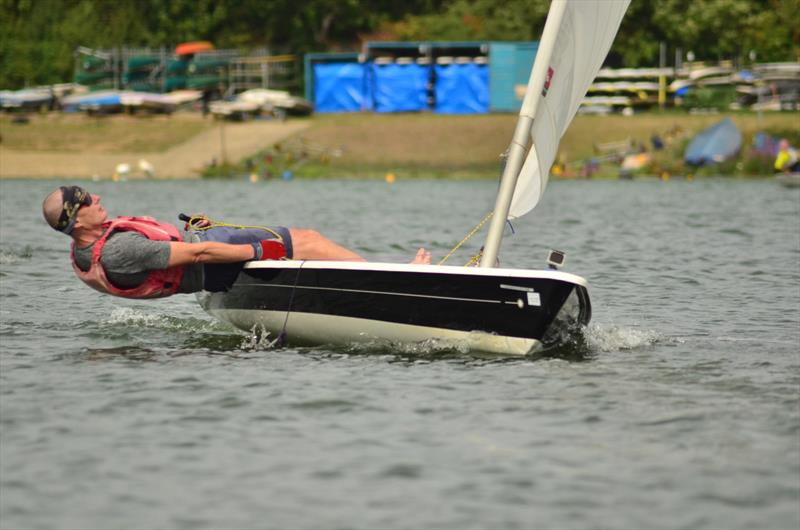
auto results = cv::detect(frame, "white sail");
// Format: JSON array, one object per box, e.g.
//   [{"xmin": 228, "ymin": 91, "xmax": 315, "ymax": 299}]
[{"xmin": 507, "ymin": 0, "xmax": 630, "ymax": 219}]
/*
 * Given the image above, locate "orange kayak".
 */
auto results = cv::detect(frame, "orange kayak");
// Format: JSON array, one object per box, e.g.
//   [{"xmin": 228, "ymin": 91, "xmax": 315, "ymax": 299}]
[{"xmin": 175, "ymin": 41, "xmax": 214, "ymax": 56}]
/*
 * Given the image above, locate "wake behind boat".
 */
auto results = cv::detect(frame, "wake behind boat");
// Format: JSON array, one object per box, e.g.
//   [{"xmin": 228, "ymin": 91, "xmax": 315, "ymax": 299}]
[{"xmin": 198, "ymin": 0, "xmax": 630, "ymax": 355}]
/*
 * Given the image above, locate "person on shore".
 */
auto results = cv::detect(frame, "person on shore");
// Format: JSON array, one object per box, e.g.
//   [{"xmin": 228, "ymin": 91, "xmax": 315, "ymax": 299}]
[
  {"xmin": 774, "ymin": 139, "xmax": 800, "ymax": 174},
  {"xmin": 42, "ymin": 185, "xmax": 432, "ymax": 299}
]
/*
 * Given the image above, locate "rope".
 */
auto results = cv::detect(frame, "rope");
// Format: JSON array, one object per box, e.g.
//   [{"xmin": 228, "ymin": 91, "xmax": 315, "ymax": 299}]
[
  {"xmin": 464, "ymin": 250, "xmax": 483, "ymax": 267},
  {"xmin": 437, "ymin": 211, "xmax": 493, "ymax": 266},
  {"xmin": 276, "ymin": 261, "xmax": 304, "ymax": 347},
  {"xmin": 186, "ymin": 215, "xmax": 284, "ymax": 243}
]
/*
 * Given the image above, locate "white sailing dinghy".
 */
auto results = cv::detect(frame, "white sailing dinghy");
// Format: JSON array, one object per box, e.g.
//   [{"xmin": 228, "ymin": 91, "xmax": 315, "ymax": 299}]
[{"xmin": 197, "ymin": 0, "xmax": 630, "ymax": 355}]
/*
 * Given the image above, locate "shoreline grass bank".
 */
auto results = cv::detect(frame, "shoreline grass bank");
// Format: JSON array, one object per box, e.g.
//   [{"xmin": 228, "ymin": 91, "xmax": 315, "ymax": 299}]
[
  {"xmin": 211, "ymin": 112, "xmax": 799, "ymax": 180},
  {"xmin": 1, "ymin": 111, "xmax": 797, "ymax": 180}
]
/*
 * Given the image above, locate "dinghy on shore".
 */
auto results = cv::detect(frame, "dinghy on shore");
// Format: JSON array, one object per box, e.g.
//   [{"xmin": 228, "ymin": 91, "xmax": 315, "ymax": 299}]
[
  {"xmin": 684, "ymin": 117, "xmax": 742, "ymax": 165},
  {"xmin": 61, "ymin": 90, "xmax": 201, "ymax": 114},
  {"xmin": 210, "ymin": 89, "xmax": 313, "ymax": 120}
]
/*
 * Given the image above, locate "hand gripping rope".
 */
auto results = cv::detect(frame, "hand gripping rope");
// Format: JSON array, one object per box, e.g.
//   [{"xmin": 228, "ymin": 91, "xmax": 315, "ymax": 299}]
[
  {"xmin": 179, "ymin": 213, "xmax": 285, "ymax": 243},
  {"xmin": 180, "ymin": 213, "xmax": 295, "ymax": 346}
]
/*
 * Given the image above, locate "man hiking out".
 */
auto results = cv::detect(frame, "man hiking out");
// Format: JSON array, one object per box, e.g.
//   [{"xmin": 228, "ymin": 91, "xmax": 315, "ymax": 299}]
[{"xmin": 42, "ymin": 185, "xmax": 431, "ymax": 299}]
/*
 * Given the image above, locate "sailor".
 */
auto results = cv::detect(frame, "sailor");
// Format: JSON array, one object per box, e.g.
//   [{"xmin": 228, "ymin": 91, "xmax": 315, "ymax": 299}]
[
  {"xmin": 42, "ymin": 186, "xmax": 431, "ymax": 299},
  {"xmin": 774, "ymin": 139, "xmax": 800, "ymax": 174}
]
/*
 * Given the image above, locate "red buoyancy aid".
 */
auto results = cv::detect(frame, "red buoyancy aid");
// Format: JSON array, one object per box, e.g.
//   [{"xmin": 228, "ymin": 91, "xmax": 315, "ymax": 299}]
[{"xmin": 71, "ymin": 216, "xmax": 185, "ymax": 299}]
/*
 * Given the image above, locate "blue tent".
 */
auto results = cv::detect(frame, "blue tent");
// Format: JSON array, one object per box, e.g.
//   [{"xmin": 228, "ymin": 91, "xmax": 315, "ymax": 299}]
[
  {"xmin": 313, "ymin": 62, "xmax": 371, "ymax": 112},
  {"xmin": 684, "ymin": 117, "xmax": 742, "ymax": 165},
  {"xmin": 371, "ymin": 63, "xmax": 429, "ymax": 113},
  {"xmin": 434, "ymin": 63, "xmax": 489, "ymax": 114}
]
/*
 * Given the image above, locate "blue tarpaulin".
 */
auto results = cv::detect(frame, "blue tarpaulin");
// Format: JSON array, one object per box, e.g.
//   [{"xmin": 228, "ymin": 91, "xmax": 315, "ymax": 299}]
[
  {"xmin": 434, "ymin": 63, "xmax": 489, "ymax": 114},
  {"xmin": 372, "ymin": 63, "xmax": 429, "ymax": 112},
  {"xmin": 313, "ymin": 60, "xmax": 492, "ymax": 114},
  {"xmin": 313, "ymin": 62, "xmax": 371, "ymax": 112}
]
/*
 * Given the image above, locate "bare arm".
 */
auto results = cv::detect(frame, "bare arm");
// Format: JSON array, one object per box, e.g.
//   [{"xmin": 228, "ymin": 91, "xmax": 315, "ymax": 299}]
[
  {"xmin": 166, "ymin": 229, "xmax": 424, "ymax": 267},
  {"xmin": 167, "ymin": 241, "xmax": 255, "ymax": 267}
]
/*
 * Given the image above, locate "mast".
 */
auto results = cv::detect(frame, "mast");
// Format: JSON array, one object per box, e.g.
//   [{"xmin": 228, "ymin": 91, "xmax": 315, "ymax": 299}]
[{"xmin": 480, "ymin": 0, "xmax": 567, "ymax": 268}]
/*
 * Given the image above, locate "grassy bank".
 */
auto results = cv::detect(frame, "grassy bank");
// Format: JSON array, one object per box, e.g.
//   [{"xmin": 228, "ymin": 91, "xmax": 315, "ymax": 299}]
[
  {"xmin": 2, "ymin": 110, "xmax": 797, "ymax": 178},
  {"xmin": 0, "ymin": 112, "xmax": 212, "ymax": 153},
  {"xmin": 229, "ymin": 111, "xmax": 800, "ymax": 179},
  {"xmin": 291, "ymin": 113, "xmax": 517, "ymax": 178}
]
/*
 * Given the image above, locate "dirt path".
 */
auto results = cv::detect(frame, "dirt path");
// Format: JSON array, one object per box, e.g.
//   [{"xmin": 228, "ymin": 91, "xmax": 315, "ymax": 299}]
[{"xmin": 0, "ymin": 120, "xmax": 309, "ymax": 179}]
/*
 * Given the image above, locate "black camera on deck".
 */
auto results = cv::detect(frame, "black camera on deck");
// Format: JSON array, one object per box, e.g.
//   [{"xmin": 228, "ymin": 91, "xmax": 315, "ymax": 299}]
[{"xmin": 546, "ymin": 249, "xmax": 566, "ymax": 270}]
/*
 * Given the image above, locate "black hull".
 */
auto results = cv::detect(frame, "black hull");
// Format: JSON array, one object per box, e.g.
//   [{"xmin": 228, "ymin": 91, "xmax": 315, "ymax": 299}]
[{"xmin": 199, "ymin": 262, "xmax": 591, "ymax": 355}]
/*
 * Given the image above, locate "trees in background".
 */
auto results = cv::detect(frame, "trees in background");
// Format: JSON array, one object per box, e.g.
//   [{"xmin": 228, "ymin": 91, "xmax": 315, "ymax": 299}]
[
  {"xmin": 389, "ymin": 0, "xmax": 799, "ymax": 67},
  {"xmin": 650, "ymin": 0, "xmax": 799, "ymax": 64},
  {"xmin": 1, "ymin": 0, "xmax": 797, "ymax": 89}
]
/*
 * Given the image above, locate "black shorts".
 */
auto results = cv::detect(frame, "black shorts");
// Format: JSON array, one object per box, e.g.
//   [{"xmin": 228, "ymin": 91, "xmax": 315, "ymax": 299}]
[{"xmin": 196, "ymin": 226, "xmax": 292, "ymax": 292}]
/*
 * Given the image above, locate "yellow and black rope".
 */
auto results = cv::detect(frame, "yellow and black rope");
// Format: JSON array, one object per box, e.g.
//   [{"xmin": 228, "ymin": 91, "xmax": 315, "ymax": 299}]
[
  {"xmin": 184, "ymin": 215, "xmax": 284, "ymax": 243},
  {"xmin": 437, "ymin": 211, "xmax": 493, "ymax": 266}
]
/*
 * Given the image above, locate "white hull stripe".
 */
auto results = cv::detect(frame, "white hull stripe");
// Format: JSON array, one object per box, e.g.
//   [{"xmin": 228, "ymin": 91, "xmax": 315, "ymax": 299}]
[
  {"xmin": 234, "ymin": 282, "xmax": 504, "ymax": 305},
  {"xmin": 244, "ymin": 260, "xmax": 589, "ymax": 287}
]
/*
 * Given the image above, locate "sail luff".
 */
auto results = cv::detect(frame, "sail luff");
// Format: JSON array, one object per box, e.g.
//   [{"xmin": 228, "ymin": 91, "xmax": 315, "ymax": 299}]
[
  {"xmin": 507, "ymin": 0, "xmax": 630, "ymax": 220},
  {"xmin": 479, "ymin": 0, "xmax": 568, "ymax": 268}
]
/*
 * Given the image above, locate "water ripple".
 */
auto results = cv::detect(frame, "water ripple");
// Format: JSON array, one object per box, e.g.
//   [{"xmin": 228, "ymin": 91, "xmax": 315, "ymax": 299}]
[
  {"xmin": 289, "ymin": 399, "xmax": 359, "ymax": 411},
  {"xmin": 2, "ymin": 179, "xmax": 799, "ymax": 530}
]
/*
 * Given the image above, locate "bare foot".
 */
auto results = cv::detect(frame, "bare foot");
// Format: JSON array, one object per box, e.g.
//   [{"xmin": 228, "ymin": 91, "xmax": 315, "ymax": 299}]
[{"xmin": 410, "ymin": 248, "xmax": 432, "ymax": 264}]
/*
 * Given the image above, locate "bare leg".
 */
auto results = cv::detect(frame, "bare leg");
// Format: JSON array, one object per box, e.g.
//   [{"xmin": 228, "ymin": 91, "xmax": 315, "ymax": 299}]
[
  {"xmin": 289, "ymin": 228, "xmax": 366, "ymax": 261},
  {"xmin": 289, "ymin": 229, "xmax": 432, "ymax": 264}
]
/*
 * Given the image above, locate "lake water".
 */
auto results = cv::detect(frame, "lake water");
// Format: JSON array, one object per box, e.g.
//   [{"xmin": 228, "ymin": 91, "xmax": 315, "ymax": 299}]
[{"xmin": 1, "ymin": 177, "xmax": 798, "ymax": 530}]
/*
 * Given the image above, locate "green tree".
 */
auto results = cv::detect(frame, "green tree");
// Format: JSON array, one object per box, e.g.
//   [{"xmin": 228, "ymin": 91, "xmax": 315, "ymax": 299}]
[
  {"xmin": 383, "ymin": 0, "xmax": 549, "ymax": 41},
  {"xmin": 652, "ymin": 0, "xmax": 799, "ymax": 62},
  {"xmin": 0, "ymin": 0, "xmax": 796, "ymax": 89},
  {"xmin": 610, "ymin": 2, "xmax": 666, "ymax": 66}
]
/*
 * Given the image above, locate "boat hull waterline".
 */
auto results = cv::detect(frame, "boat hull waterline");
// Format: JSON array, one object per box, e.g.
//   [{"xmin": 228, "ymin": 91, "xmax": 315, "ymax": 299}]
[{"xmin": 198, "ymin": 261, "xmax": 591, "ymax": 355}]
